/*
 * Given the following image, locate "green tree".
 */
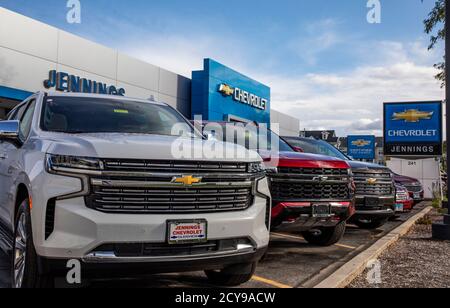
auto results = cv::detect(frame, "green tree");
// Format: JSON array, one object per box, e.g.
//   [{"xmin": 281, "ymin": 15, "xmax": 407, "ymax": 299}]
[{"xmin": 424, "ymin": 0, "xmax": 445, "ymax": 87}]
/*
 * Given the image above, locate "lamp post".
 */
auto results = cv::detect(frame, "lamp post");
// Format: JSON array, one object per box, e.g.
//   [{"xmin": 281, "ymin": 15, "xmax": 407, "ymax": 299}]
[{"xmin": 432, "ymin": 0, "xmax": 450, "ymax": 240}]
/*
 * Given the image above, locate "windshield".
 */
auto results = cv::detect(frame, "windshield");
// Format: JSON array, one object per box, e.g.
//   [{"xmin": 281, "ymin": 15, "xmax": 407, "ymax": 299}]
[
  {"xmin": 203, "ymin": 123, "xmax": 294, "ymax": 152},
  {"xmin": 284, "ymin": 138, "xmax": 349, "ymax": 160},
  {"xmin": 41, "ymin": 96, "xmax": 200, "ymax": 138}
]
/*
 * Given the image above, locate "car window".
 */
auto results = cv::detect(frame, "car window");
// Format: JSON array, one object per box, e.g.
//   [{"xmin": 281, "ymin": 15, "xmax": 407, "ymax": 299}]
[
  {"xmin": 285, "ymin": 138, "xmax": 349, "ymax": 160},
  {"xmin": 19, "ymin": 99, "xmax": 36, "ymax": 139},
  {"xmin": 41, "ymin": 96, "xmax": 201, "ymax": 138},
  {"xmin": 8, "ymin": 102, "xmax": 28, "ymax": 121}
]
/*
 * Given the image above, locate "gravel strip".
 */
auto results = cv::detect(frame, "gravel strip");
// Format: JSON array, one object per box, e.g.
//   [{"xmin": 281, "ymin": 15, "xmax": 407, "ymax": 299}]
[{"xmin": 349, "ymin": 210, "xmax": 450, "ymax": 288}]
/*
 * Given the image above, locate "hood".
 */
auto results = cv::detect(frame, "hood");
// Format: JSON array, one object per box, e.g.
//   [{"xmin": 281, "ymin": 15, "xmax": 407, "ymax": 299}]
[
  {"xmin": 393, "ymin": 174, "xmax": 421, "ymax": 185},
  {"xmin": 348, "ymin": 160, "xmax": 390, "ymax": 171},
  {"xmin": 259, "ymin": 150, "xmax": 350, "ymax": 169},
  {"xmin": 43, "ymin": 132, "xmax": 261, "ymax": 163}
]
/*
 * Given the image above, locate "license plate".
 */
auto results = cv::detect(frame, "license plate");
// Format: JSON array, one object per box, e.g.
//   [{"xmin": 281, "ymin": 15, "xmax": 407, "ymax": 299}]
[
  {"xmin": 167, "ymin": 220, "xmax": 207, "ymax": 245},
  {"xmin": 395, "ymin": 203, "xmax": 404, "ymax": 212},
  {"xmin": 312, "ymin": 204, "xmax": 331, "ymax": 217},
  {"xmin": 365, "ymin": 197, "xmax": 379, "ymax": 206}
]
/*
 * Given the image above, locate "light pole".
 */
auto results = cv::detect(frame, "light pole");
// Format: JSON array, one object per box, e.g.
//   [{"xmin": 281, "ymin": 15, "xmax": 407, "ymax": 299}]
[{"xmin": 433, "ymin": 0, "xmax": 450, "ymax": 240}]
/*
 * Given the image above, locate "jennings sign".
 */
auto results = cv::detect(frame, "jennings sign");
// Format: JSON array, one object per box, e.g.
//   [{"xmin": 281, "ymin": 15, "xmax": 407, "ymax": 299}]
[
  {"xmin": 44, "ymin": 70, "xmax": 126, "ymax": 96},
  {"xmin": 384, "ymin": 101, "xmax": 443, "ymax": 156},
  {"xmin": 347, "ymin": 135, "xmax": 376, "ymax": 160}
]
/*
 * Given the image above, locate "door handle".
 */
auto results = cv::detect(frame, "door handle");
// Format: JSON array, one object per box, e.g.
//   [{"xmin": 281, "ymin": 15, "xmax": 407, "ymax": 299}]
[{"xmin": 0, "ymin": 152, "xmax": 7, "ymax": 160}]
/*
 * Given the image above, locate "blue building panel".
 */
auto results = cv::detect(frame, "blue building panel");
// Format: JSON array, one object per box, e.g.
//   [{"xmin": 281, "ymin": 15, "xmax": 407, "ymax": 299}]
[
  {"xmin": 0, "ymin": 85, "xmax": 33, "ymax": 102},
  {"xmin": 191, "ymin": 59, "xmax": 271, "ymax": 125}
]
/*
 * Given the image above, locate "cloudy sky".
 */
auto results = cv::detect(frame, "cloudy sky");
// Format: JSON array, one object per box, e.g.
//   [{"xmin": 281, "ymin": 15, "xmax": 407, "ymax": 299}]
[{"xmin": 0, "ymin": 0, "xmax": 445, "ymax": 136}]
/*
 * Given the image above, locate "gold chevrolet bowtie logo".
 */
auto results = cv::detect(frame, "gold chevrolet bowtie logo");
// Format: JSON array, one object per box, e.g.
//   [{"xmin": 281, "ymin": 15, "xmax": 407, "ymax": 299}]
[
  {"xmin": 218, "ymin": 84, "xmax": 234, "ymax": 96},
  {"xmin": 172, "ymin": 175, "xmax": 202, "ymax": 185},
  {"xmin": 367, "ymin": 178, "xmax": 378, "ymax": 185},
  {"xmin": 392, "ymin": 109, "xmax": 434, "ymax": 123},
  {"xmin": 352, "ymin": 139, "xmax": 371, "ymax": 147}
]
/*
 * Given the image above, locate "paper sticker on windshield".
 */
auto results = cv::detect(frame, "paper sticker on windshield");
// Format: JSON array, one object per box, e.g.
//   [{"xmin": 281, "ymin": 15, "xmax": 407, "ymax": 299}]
[{"xmin": 114, "ymin": 109, "xmax": 129, "ymax": 114}]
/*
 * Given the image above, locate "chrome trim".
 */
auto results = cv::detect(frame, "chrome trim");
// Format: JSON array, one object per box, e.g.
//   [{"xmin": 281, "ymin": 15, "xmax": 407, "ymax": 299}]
[
  {"xmin": 82, "ymin": 245, "xmax": 256, "ymax": 264},
  {"xmin": 91, "ymin": 178, "xmax": 253, "ymax": 189},
  {"xmin": 49, "ymin": 165, "xmax": 259, "ymax": 179}
]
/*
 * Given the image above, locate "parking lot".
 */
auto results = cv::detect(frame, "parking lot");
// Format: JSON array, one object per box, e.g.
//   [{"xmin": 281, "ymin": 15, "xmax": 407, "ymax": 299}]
[{"xmin": 0, "ymin": 203, "xmax": 427, "ymax": 288}]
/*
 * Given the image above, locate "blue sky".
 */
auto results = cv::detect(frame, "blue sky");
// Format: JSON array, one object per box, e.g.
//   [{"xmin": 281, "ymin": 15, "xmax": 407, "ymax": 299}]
[{"xmin": 0, "ymin": 0, "xmax": 445, "ymax": 135}]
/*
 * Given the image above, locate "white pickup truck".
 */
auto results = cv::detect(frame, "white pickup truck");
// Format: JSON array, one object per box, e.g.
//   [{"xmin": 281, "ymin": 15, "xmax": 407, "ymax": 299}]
[{"xmin": 0, "ymin": 92, "xmax": 270, "ymax": 288}]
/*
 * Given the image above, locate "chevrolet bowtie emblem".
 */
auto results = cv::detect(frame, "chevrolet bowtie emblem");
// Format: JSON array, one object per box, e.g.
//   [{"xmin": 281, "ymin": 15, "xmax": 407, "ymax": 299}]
[
  {"xmin": 367, "ymin": 178, "xmax": 378, "ymax": 185},
  {"xmin": 218, "ymin": 84, "xmax": 234, "ymax": 96},
  {"xmin": 172, "ymin": 175, "xmax": 202, "ymax": 186},
  {"xmin": 313, "ymin": 176, "xmax": 329, "ymax": 182},
  {"xmin": 392, "ymin": 109, "xmax": 434, "ymax": 123},
  {"xmin": 352, "ymin": 139, "xmax": 371, "ymax": 147}
]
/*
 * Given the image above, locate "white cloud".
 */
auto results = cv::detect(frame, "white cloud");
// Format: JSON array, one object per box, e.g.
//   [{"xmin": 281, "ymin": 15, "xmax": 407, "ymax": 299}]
[
  {"xmin": 120, "ymin": 31, "xmax": 443, "ymax": 138},
  {"xmin": 255, "ymin": 40, "xmax": 444, "ymax": 137}
]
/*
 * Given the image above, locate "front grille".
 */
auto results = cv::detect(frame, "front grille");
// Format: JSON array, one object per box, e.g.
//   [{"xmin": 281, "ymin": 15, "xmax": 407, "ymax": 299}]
[
  {"xmin": 103, "ymin": 159, "xmax": 248, "ymax": 173},
  {"xmin": 404, "ymin": 185, "xmax": 422, "ymax": 193},
  {"xmin": 86, "ymin": 184, "xmax": 253, "ymax": 213},
  {"xmin": 269, "ymin": 167, "xmax": 351, "ymax": 201},
  {"xmin": 271, "ymin": 182, "xmax": 349, "ymax": 200},
  {"xmin": 90, "ymin": 238, "xmax": 253, "ymax": 257},
  {"xmin": 278, "ymin": 167, "xmax": 348, "ymax": 176},
  {"xmin": 353, "ymin": 169, "xmax": 393, "ymax": 196}
]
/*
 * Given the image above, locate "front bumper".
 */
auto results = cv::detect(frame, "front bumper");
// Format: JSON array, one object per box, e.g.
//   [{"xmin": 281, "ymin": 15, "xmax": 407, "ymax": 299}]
[
  {"xmin": 38, "ymin": 247, "xmax": 268, "ymax": 276},
  {"xmin": 35, "ymin": 195, "xmax": 269, "ymax": 260},
  {"xmin": 353, "ymin": 195, "xmax": 395, "ymax": 220},
  {"xmin": 30, "ymin": 171, "xmax": 271, "ymax": 266},
  {"xmin": 271, "ymin": 201, "xmax": 355, "ymax": 231}
]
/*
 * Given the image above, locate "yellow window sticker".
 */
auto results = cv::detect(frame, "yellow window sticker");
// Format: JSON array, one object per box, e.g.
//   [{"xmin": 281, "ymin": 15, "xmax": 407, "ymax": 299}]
[{"xmin": 114, "ymin": 109, "xmax": 129, "ymax": 114}]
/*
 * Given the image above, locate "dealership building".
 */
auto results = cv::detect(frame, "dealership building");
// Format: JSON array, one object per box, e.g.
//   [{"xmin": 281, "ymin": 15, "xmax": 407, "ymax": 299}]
[{"xmin": 0, "ymin": 8, "xmax": 300, "ymax": 136}]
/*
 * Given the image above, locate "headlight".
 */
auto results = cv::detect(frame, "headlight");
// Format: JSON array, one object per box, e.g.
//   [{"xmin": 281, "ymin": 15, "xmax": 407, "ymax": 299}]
[
  {"xmin": 248, "ymin": 162, "xmax": 265, "ymax": 173},
  {"xmin": 46, "ymin": 154, "xmax": 104, "ymax": 172}
]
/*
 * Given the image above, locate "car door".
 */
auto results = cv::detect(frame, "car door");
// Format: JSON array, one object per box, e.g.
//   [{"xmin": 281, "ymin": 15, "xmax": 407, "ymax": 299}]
[{"xmin": 0, "ymin": 100, "xmax": 32, "ymax": 230}]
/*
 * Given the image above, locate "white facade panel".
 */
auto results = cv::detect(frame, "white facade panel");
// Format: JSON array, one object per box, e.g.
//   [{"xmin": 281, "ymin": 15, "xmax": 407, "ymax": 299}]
[
  {"xmin": 387, "ymin": 157, "xmax": 442, "ymax": 199},
  {"xmin": 116, "ymin": 82, "xmax": 159, "ymax": 102},
  {"xmin": 117, "ymin": 53, "xmax": 159, "ymax": 91},
  {"xmin": 58, "ymin": 31, "xmax": 118, "ymax": 80},
  {"xmin": 0, "ymin": 46, "xmax": 56, "ymax": 92},
  {"xmin": 271, "ymin": 110, "xmax": 300, "ymax": 137},
  {"xmin": 159, "ymin": 68, "xmax": 191, "ymax": 100},
  {"xmin": 56, "ymin": 64, "xmax": 117, "ymax": 88},
  {"xmin": 0, "ymin": 7, "xmax": 58, "ymax": 62}
]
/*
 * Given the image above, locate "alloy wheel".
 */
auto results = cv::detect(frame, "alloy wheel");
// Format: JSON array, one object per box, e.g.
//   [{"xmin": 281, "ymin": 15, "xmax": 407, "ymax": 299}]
[{"xmin": 13, "ymin": 213, "xmax": 27, "ymax": 288}]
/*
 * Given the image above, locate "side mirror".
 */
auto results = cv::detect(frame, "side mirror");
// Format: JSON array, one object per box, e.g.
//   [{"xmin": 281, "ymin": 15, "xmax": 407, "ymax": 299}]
[
  {"xmin": 292, "ymin": 146, "xmax": 304, "ymax": 153},
  {"xmin": 0, "ymin": 120, "xmax": 22, "ymax": 147}
]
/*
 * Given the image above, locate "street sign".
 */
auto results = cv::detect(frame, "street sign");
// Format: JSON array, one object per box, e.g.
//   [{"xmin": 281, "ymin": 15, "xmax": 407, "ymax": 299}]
[{"xmin": 384, "ymin": 101, "xmax": 443, "ymax": 156}]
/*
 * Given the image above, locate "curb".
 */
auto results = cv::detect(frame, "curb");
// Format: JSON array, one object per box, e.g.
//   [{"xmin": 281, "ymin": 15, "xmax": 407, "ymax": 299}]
[{"xmin": 313, "ymin": 206, "xmax": 433, "ymax": 289}]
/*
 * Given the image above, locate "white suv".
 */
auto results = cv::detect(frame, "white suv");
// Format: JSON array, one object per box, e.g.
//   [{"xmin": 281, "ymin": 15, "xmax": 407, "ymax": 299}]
[{"xmin": 0, "ymin": 92, "xmax": 270, "ymax": 288}]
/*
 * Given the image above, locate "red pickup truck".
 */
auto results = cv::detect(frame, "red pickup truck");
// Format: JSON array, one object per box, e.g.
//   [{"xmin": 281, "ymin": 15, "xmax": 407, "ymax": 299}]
[{"xmin": 195, "ymin": 122, "xmax": 356, "ymax": 246}]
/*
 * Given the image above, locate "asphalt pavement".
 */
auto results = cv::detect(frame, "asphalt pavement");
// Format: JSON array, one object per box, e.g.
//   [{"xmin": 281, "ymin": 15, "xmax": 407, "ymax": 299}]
[{"xmin": 0, "ymin": 203, "xmax": 427, "ymax": 288}]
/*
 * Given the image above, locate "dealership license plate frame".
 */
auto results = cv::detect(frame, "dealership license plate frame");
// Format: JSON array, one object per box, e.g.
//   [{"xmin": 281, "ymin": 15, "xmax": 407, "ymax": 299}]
[
  {"xmin": 167, "ymin": 219, "xmax": 208, "ymax": 245},
  {"xmin": 312, "ymin": 203, "xmax": 332, "ymax": 218}
]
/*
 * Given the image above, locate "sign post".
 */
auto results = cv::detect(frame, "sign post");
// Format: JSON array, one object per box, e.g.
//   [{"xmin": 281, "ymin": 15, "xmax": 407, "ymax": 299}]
[{"xmin": 432, "ymin": 0, "xmax": 450, "ymax": 240}]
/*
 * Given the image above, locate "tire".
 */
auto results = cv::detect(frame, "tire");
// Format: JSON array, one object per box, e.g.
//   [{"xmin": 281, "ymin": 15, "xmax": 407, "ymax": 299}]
[
  {"xmin": 205, "ymin": 262, "xmax": 257, "ymax": 287},
  {"xmin": 353, "ymin": 218, "xmax": 388, "ymax": 230},
  {"xmin": 11, "ymin": 198, "xmax": 53, "ymax": 288},
  {"xmin": 301, "ymin": 222, "xmax": 346, "ymax": 246}
]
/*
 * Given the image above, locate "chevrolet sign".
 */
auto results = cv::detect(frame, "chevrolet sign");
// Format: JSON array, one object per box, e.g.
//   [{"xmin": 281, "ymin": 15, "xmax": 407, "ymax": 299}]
[
  {"xmin": 218, "ymin": 83, "xmax": 267, "ymax": 110},
  {"xmin": 384, "ymin": 101, "xmax": 443, "ymax": 156}
]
